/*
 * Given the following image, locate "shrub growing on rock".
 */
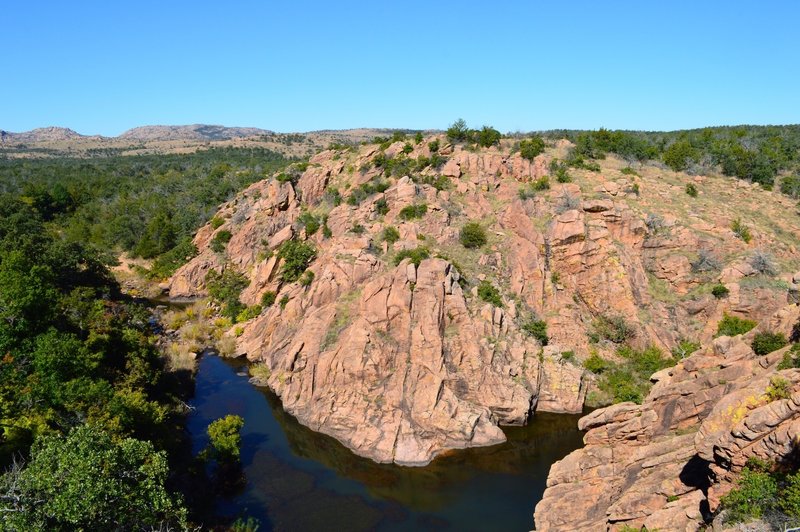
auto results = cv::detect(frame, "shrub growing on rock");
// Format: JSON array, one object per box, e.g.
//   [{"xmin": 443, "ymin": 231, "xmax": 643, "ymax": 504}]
[
  {"xmin": 277, "ymin": 240, "xmax": 316, "ymax": 282},
  {"xmin": 591, "ymin": 314, "xmax": 635, "ymax": 344},
  {"xmin": 685, "ymin": 183, "xmax": 698, "ymax": 197},
  {"xmin": 459, "ymin": 222, "xmax": 487, "ymax": 249},
  {"xmin": 519, "ymin": 137, "xmax": 546, "ymax": 161},
  {"xmin": 751, "ymin": 331, "xmax": 787, "ymax": 356},
  {"xmin": 477, "ymin": 281, "xmax": 503, "ymax": 307},
  {"xmin": 584, "ymin": 353, "xmax": 610, "ymax": 373},
  {"xmin": 393, "ymin": 246, "xmax": 429, "ymax": 267},
  {"xmin": 210, "ymin": 229, "xmax": 233, "ymax": 253},
  {"xmin": 750, "ymin": 250, "xmax": 777, "ymax": 276},
  {"xmin": 521, "ymin": 319, "xmax": 548, "ymax": 345},
  {"xmin": 716, "ymin": 313, "xmax": 757, "ymax": 337},
  {"xmin": 731, "ymin": 218, "xmax": 752, "ymax": 243},
  {"xmin": 711, "ymin": 284, "xmax": 730, "ymax": 298},
  {"xmin": 398, "ymin": 203, "xmax": 428, "ymax": 220},
  {"xmin": 206, "ymin": 268, "xmax": 249, "ymax": 320},
  {"xmin": 381, "ymin": 225, "xmax": 400, "ymax": 245},
  {"xmin": 260, "ymin": 290, "xmax": 277, "ymax": 307},
  {"xmin": 297, "ymin": 211, "xmax": 320, "ymax": 235},
  {"xmin": 691, "ymin": 249, "xmax": 721, "ymax": 273},
  {"xmin": 476, "ymin": 126, "xmax": 501, "ymax": 148}
]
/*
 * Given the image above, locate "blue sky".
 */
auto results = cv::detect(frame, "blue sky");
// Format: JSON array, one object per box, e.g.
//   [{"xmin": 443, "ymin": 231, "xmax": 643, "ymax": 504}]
[{"xmin": 2, "ymin": 1, "xmax": 798, "ymax": 135}]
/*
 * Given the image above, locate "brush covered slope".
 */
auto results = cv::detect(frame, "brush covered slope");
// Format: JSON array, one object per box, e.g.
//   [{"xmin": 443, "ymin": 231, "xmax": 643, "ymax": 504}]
[{"xmin": 168, "ymin": 135, "xmax": 800, "ymax": 467}]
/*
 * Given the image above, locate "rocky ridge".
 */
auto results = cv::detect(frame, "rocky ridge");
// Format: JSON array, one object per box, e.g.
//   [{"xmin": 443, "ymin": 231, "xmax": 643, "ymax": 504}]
[
  {"xmin": 534, "ymin": 304, "xmax": 800, "ymax": 531},
  {"xmin": 168, "ymin": 135, "xmax": 800, "ymax": 468}
]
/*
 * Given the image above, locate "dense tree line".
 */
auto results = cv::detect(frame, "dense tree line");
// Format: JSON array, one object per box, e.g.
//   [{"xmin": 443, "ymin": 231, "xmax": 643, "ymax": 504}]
[{"xmin": 0, "ymin": 147, "xmax": 291, "ymax": 276}]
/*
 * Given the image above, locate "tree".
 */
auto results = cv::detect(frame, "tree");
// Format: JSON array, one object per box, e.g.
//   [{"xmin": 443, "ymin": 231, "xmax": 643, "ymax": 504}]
[
  {"xmin": 446, "ymin": 119, "xmax": 470, "ymax": 142},
  {"xmin": 0, "ymin": 426, "xmax": 186, "ymax": 530},
  {"xmin": 476, "ymin": 126, "xmax": 501, "ymax": 147},
  {"xmin": 663, "ymin": 140, "xmax": 697, "ymax": 172},
  {"xmin": 207, "ymin": 415, "xmax": 245, "ymax": 463},
  {"xmin": 519, "ymin": 136, "xmax": 546, "ymax": 161}
]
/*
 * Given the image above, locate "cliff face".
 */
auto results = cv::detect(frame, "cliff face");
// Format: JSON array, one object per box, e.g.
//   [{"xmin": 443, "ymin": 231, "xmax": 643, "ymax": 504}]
[
  {"xmin": 534, "ymin": 304, "xmax": 800, "ymax": 531},
  {"xmin": 169, "ymin": 136, "xmax": 800, "ymax": 467}
]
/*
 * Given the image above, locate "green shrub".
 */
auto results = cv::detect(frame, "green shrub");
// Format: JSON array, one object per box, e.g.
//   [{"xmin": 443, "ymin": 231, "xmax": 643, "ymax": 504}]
[
  {"xmin": 375, "ymin": 197, "xmax": 389, "ymax": 215},
  {"xmin": 751, "ymin": 331, "xmax": 787, "ymax": 355},
  {"xmin": 393, "ymin": 246, "xmax": 430, "ymax": 267},
  {"xmin": 398, "ymin": 203, "xmax": 428, "ymax": 220},
  {"xmin": 350, "ymin": 223, "xmax": 365, "ymax": 234},
  {"xmin": 620, "ymin": 167, "xmax": 639, "ymax": 176},
  {"xmin": 521, "ymin": 319, "xmax": 548, "ymax": 345},
  {"xmin": 381, "ymin": 225, "xmax": 400, "ymax": 245},
  {"xmin": 549, "ymin": 159, "xmax": 572, "ymax": 183},
  {"xmin": 617, "ymin": 344, "xmax": 674, "ymax": 377},
  {"xmin": 206, "ymin": 268, "xmax": 249, "ymax": 321},
  {"xmin": 591, "ymin": 314, "xmax": 635, "ymax": 344},
  {"xmin": 716, "ymin": 313, "xmax": 757, "ymax": 337},
  {"xmin": 428, "ymin": 139, "xmax": 440, "ymax": 152},
  {"xmin": 210, "ymin": 216, "xmax": 225, "ymax": 229},
  {"xmin": 765, "ymin": 376, "xmax": 792, "ymax": 401},
  {"xmin": 279, "ymin": 295, "xmax": 289, "ymax": 309},
  {"xmin": 299, "ymin": 270, "xmax": 315, "ymax": 287},
  {"xmin": 207, "ymin": 415, "xmax": 245, "ymax": 463},
  {"xmin": 261, "ymin": 290, "xmax": 277, "ymax": 307},
  {"xmin": 236, "ymin": 305, "xmax": 262, "ymax": 322},
  {"xmin": 731, "ymin": 218, "xmax": 752, "ymax": 243},
  {"xmin": 532, "ymin": 176, "xmax": 550, "ymax": 190},
  {"xmin": 298, "ymin": 211, "xmax": 320, "ymax": 235},
  {"xmin": 663, "ymin": 140, "xmax": 698, "ymax": 172},
  {"xmin": 476, "ymin": 126, "xmax": 501, "ymax": 148},
  {"xmin": 519, "ymin": 137, "xmax": 546, "ymax": 161},
  {"xmin": 720, "ymin": 467, "xmax": 778, "ymax": 523},
  {"xmin": 711, "ymin": 284, "xmax": 730, "ymax": 298},
  {"xmin": 459, "ymin": 222, "xmax": 487, "ymax": 249},
  {"xmin": 778, "ymin": 344, "xmax": 800, "ymax": 369},
  {"xmin": 477, "ymin": 281, "xmax": 503, "ymax": 307},
  {"xmin": 210, "ymin": 229, "xmax": 233, "ymax": 253},
  {"xmin": 780, "ymin": 174, "xmax": 800, "ymax": 199},
  {"xmin": 275, "ymin": 172, "xmax": 297, "ymax": 185},
  {"xmin": 446, "ymin": 119, "xmax": 470, "ymax": 142},
  {"xmin": 780, "ymin": 471, "xmax": 800, "ymax": 518},
  {"xmin": 685, "ymin": 183, "xmax": 698, "ymax": 197},
  {"xmin": 149, "ymin": 238, "xmax": 198, "ymax": 279},
  {"xmin": 672, "ymin": 339, "xmax": 700, "ymax": 359},
  {"xmin": 600, "ymin": 367, "xmax": 644, "ymax": 404},
  {"xmin": 584, "ymin": 353, "xmax": 610, "ymax": 373},
  {"xmin": 277, "ymin": 240, "xmax": 316, "ymax": 282}
]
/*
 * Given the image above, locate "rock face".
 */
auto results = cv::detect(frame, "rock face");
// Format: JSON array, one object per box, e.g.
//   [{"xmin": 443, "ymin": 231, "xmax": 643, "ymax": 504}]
[
  {"xmin": 534, "ymin": 304, "xmax": 800, "ymax": 531},
  {"xmin": 169, "ymin": 135, "xmax": 800, "ymax": 467}
]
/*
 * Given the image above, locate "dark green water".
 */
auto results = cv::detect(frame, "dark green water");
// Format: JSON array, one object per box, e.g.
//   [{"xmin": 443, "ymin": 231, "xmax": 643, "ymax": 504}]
[{"xmin": 187, "ymin": 355, "xmax": 584, "ymax": 531}]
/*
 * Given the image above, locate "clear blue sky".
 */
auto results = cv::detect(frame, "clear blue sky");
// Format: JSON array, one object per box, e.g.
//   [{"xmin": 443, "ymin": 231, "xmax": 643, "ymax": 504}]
[{"xmin": 2, "ymin": 1, "xmax": 798, "ymax": 135}]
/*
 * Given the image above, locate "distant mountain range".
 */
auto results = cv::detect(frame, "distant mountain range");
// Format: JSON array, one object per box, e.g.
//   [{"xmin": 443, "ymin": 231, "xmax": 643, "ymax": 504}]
[{"xmin": 0, "ymin": 124, "xmax": 275, "ymax": 142}]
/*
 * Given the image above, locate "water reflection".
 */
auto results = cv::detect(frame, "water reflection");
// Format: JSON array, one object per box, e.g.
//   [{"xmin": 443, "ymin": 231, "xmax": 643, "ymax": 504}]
[{"xmin": 188, "ymin": 355, "xmax": 584, "ymax": 531}]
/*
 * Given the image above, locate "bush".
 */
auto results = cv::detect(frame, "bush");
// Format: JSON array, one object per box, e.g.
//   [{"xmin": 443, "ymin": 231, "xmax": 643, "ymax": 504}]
[
  {"xmin": 477, "ymin": 281, "xmax": 503, "ymax": 307},
  {"xmin": 398, "ymin": 203, "xmax": 428, "ymax": 220},
  {"xmin": 765, "ymin": 376, "xmax": 792, "ymax": 401},
  {"xmin": 298, "ymin": 211, "xmax": 320, "ymax": 235},
  {"xmin": 210, "ymin": 229, "xmax": 233, "ymax": 253},
  {"xmin": 446, "ymin": 119, "xmax": 470, "ymax": 142},
  {"xmin": 620, "ymin": 167, "xmax": 639, "ymax": 176},
  {"xmin": 149, "ymin": 238, "xmax": 198, "ymax": 279},
  {"xmin": 750, "ymin": 250, "xmax": 777, "ymax": 276},
  {"xmin": 532, "ymin": 176, "xmax": 550, "ymax": 190},
  {"xmin": 207, "ymin": 415, "xmax": 245, "ymax": 463},
  {"xmin": 720, "ymin": 467, "xmax": 778, "ymax": 523},
  {"xmin": 731, "ymin": 218, "xmax": 752, "ymax": 243},
  {"xmin": 711, "ymin": 284, "xmax": 730, "ymax": 298},
  {"xmin": 279, "ymin": 295, "xmax": 289, "ymax": 309},
  {"xmin": 521, "ymin": 319, "xmax": 548, "ymax": 345},
  {"xmin": 210, "ymin": 216, "xmax": 225, "ymax": 229},
  {"xmin": 780, "ymin": 174, "xmax": 800, "ymax": 199},
  {"xmin": 672, "ymin": 339, "xmax": 700, "ymax": 359},
  {"xmin": 277, "ymin": 240, "xmax": 316, "ymax": 282},
  {"xmin": 375, "ymin": 197, "xmax": 389, "ymax": 215},
  {"xmin": 591, "ymin": 314, "xmax": 636, "ymax": 344},
  {"xmin": 751, "ymin": 331, "xmax": 787, "ymax": 356},
  {"xmin": 236, "ymin": 305, "xmax": 262, "ymax": 322},
  {"xmin": 663, "ymin": 140, "xmax": 697, "ymax": 172},
  {"xmin": 206, "ymin": 268, "xmax": 249, "ymax": 321},
  {"xmin": 299, "ymin": 270, "xmax": 315, "ymax": 287},
  {"xmin": 261, "ymin": 290, "xmax": 277, "ymax": 307},
  {"xmin": 685, "ymin": 183, "xmax": 698, "ymax": 197},
  {"xmin": 459, "ymin": 222, "xmax": 487, "ymax": 249},
  {"xmin": 381, "ymin": 225, "xmax": 400, "ymax": 245},
  {"xmin": 393, "ymin": 246, "xmax": 430, "ymax": 267},
  {"xmin": 476, "ymin": 126, "xmax": 501, "ymax": 148},
  {"xmin": 350, "ymin": 223, "xmax": 365, "ymax": 234},
  {"xmin": 691, "ymin": 249, "xmax": 721, "ymax": 273},
  {"xmin": 428, "ymin": 139, "xmax": 440, "ymax": 152},
  {"xmin": 584, "ymin": 353, "xmax": 610, "ymax": 373},
  {"xmin": 549, "ymin": 159, "xmax": 571, "ymax": 183},
  {"xmin": 716, "ymin": 313, "xmax": 757, "ymax": 337},
  {"xmin": 519, "ymin": 137, "xmax": 546, "ymax": 161}
]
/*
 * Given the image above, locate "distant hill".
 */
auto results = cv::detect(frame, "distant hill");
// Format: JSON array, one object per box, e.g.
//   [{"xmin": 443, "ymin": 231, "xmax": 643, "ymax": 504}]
[
  {"xmin": 2, "ymin": 126, "xmax": 87, "ymax": 142},
  {"xmin": 118, "ymin": 124, "xmax": 273, "ymax": 141}
]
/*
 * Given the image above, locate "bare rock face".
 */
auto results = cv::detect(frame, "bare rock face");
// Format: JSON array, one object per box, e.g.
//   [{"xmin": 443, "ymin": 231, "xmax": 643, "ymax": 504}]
[{"xmin": 534, "ymin": 305, "xmax": 800, "ymax": 531}]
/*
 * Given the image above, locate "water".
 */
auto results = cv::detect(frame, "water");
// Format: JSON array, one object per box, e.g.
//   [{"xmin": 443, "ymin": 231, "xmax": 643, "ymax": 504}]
[{"xmin": 187, "ymin": 355, "xmax": 585, "ymax": 532}]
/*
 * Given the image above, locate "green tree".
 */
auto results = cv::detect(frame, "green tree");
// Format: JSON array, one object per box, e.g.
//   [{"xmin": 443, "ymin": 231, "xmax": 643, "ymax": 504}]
[
  {"xmin": 476, "ymin": 126, "xmax": 501, "ymax": 147},
  {"xmin": 519, "ymin": 137, "xmax": 546, "ymax": 161},
  {"xmin": 446, "ymin": 119, "xmax": 470, "ymax": 142},
  {"xmin": 663, "ymin": 140, "xmax": 698, "ymax": 172},
  {"xmin": 207, "ymin": 415, "xmax": 245, "ymax": 463},
  {"xmin": 0, "ymin": 426, "xmax": 186, "ymax": 530}
]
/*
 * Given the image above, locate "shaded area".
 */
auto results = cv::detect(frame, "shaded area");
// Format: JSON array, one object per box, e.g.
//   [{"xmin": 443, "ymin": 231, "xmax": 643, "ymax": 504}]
[{"xmin": 188, "ymin": 355, "xmax": 584, "ymax": 531}]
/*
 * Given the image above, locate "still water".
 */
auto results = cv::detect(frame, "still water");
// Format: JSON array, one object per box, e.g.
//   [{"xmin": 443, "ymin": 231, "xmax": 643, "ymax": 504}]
[{"xmin": 187, "ymin": 355, "xmax": 584, "ymax": 531}]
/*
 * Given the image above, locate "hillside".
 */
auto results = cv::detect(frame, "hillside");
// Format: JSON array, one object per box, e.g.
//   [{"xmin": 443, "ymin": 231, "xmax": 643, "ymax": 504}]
[{"xmin": 166, "ymin": 131, "xmax": 800, "ymax": 483}]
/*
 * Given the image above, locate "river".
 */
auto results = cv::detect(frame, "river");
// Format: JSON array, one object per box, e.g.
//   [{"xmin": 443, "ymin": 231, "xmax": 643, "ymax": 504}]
[{"xmin": 187, "ymin": 354, "xmax": 584, "ymax": 531}]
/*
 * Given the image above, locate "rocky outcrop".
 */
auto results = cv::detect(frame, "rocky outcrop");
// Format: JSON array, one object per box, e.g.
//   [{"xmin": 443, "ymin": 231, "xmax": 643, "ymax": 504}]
[
  {"xmin": 534, "ymin": 304, "xmax": 800, "ymax": 531},
  {"xmin": 169, "ymin": 135, "xmax": 799, "ymax": 468}
]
